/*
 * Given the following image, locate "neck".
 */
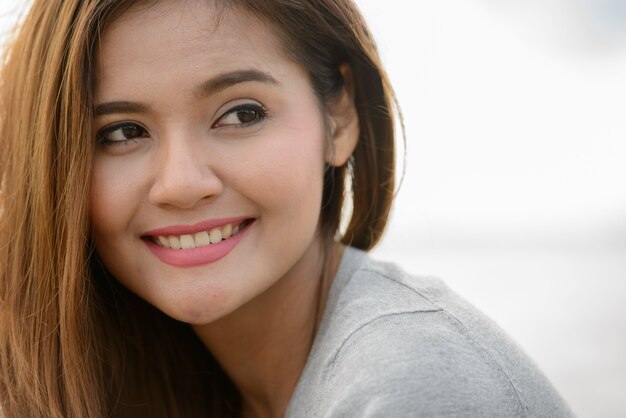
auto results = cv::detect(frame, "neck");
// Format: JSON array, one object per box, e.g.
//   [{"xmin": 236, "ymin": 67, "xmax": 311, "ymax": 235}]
[{"xmin": 193, "ymin": 241, "xmax": 343, "ymax": 418}]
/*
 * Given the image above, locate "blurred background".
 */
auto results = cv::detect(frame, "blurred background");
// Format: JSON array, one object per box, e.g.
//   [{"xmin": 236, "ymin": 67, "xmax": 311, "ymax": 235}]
[{"xmin": 2, "ymin": 0, "xmax": 625, "ymax": 416}]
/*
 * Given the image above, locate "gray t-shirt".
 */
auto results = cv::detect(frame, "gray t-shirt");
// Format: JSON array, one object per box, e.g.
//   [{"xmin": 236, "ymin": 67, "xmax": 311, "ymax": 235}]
[{"xmin": 285, "ymin": 247, "xmax": 573, "ymax": 417}]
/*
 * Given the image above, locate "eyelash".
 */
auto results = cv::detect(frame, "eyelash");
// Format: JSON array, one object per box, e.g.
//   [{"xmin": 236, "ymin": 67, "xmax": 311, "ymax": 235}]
[
  {"xmin": 95, "ymin": 103, "xmax": 268, "ymax": 147},
  {"xmin": 96, "ymin": 123, "xmax": 148, "ymax": 147},
  {"xmin": 213, "ymin": 103, "xmax": 268, "ymax": 129}
]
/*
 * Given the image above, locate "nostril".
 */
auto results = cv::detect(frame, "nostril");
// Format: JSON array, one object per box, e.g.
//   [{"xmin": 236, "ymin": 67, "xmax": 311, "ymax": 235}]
[{"xmin": 149, "ymin": 165, "xmax": 224, "ymax": 208}]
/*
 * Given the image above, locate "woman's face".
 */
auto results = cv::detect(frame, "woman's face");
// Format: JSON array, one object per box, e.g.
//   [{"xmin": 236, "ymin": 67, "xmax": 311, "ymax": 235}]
[{"xmin": 90, "ymin": 0, "xmax": 330, "ymax": 324}]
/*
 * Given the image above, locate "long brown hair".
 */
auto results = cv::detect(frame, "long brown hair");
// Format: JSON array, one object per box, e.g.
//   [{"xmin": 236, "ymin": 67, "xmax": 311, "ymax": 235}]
[{"xmin": 0, "ymin": 0, "xmax": 399, "ymax": 416}]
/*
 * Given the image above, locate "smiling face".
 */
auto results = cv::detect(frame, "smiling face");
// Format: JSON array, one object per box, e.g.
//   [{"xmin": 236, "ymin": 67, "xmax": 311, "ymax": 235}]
[{"xmin": 90, "ymin": 0, "xmax": 341, "ymax": 324}]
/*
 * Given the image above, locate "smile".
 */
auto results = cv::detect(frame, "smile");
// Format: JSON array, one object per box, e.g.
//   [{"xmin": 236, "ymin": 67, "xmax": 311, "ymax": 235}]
[
  {"xmin": 150, "ymin": 219, "xmax": 252, "ymax": 250},
  {"xmin": 142, "ymin": 217, "xmax": 255, "ymax": 267}
]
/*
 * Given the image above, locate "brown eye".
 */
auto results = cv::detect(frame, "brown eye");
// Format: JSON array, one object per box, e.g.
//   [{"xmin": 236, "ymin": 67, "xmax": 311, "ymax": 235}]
[
  {"xmin": 235, "ymin": 109, "xmax": 258, "ymax": 123},
  {"xmin": 213, "ymin": 103, "xmax": 267, "ymax": 128},
  {"xmin": 97, "ymin": 123, "xmax": 149, "ymax": 146}
]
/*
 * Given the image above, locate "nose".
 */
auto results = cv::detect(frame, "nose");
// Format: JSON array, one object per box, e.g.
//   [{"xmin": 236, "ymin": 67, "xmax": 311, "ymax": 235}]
[{"xmin": 148, "ymin": 135, "xmax": 223, "ymax": 209}]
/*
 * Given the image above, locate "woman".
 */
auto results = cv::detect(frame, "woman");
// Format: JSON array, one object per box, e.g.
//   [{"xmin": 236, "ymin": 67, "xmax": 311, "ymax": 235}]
[{"xmin": 0, "ymin": 0, "xmax": 572, "ymax": 417}]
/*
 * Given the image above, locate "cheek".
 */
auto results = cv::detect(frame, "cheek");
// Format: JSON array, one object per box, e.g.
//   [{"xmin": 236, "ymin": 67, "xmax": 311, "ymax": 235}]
[
  {"xmin": 254, "ymin": 140, "xmax": 326, "ymax": 258},
  {"xmin": 89, "ymin": 156, "xmax": 146, "ymax": 243},
  {"xmin": 242, "ymin": 128, "xmax": 326, "ymax": 213},
  {"xmin": 246, "ymin": 105, "xmax": 327, "ymax": 192},
  {"xmin": 90, "ymin": 157, "xmax": 150, "ymax": 292},
  {"xmin": 90, "ymin": 161, "xmax": 116, "ymax": 239}
]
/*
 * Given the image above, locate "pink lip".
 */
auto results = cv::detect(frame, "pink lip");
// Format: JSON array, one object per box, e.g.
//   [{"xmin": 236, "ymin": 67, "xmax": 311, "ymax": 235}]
[
  {"xmin": 143, "ymin": 217, "xmax": 254, "ymax": 268},
  {"xmin": 143, "ymin": 216, "xmax": 251, "ymax": 237}
]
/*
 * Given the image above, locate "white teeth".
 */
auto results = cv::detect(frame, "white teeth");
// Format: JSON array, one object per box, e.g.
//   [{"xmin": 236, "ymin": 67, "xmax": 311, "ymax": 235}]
[
  {"xmin": 168, "ymin": 235, "xmax": 181, "ymax": 250},
  {"xmin": 194, "ymin": 231, "xmax": 211, "ymax": 247},
  {"xmin": 222, "ymin": 223, "xmax": 233, "ymax": 239},
  {"xmin": 157, "ymin": 236, "xmax": 171, "ymax": 248},
  {"xmin": 154, "ymin": 221, "xmax": 248, "ymax": 249},
  {"xmin": 209, "ymin": 228, "xmax": 222, "ymax": 244},
  {"xmin": 180, "ymin": 234, "xmax": 195, "ymax": 249}
]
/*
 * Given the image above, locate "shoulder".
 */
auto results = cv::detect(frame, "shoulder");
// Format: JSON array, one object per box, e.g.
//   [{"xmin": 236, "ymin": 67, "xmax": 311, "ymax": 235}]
[
  {"xmin": 288, "ymin": 248, "xmax": 573, "ymax": 418},
  {"xmin": 323, "ymin": 308, "xmax": 526, "ymax": 417}
]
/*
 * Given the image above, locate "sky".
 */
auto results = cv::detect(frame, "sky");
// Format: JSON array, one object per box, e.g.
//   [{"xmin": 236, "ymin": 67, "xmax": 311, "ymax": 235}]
[{"xmin": 1, "ymin": 0, "xmax": 625, "ymax": 416}]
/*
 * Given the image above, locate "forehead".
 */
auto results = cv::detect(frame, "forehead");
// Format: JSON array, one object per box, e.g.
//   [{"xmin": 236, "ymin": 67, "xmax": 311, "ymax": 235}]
[{"xmin": 94, "ymin": 0, "xmax": 294, "ymax": 99}]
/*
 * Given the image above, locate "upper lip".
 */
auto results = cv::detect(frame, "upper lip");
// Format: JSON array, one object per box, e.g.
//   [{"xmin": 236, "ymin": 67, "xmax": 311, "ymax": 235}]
[{"xmin": 142, "ymin": 216, "xmax": 252, "ymax": 237}]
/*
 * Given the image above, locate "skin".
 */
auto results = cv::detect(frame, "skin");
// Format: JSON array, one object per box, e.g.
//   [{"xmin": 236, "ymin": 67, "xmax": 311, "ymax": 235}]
[{"xmin": 90, "ymin": 1, "xmax": 358, "ymax": 417}]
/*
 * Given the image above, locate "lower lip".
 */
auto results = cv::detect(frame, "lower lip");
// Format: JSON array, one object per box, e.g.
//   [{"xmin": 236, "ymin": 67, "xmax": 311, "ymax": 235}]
[{"xmin": 144, "ymin": 222, "xmax": 252, "ymax": 268}]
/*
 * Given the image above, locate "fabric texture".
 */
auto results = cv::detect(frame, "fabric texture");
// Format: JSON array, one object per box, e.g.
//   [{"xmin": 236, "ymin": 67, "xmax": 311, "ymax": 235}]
[{"xmin": 285, "ymin": 247, "xmax": 573, "ymax": 418}]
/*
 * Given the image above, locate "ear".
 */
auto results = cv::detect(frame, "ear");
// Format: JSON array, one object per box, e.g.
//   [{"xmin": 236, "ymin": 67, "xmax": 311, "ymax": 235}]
[{"xmin": 325, "ymin": 63, "xmax": 359, "ymax": 167}]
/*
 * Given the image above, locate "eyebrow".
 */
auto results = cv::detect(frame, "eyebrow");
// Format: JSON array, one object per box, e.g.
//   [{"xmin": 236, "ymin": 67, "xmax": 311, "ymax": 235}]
[
  {"xmin": 93, "ymin": 101, "xmax": 150, "ymax": 117},
  {"xmin": 194, "ymin": 69, "xmax": 279, "ymax": 98},
  {"xmin": 94, "ymin": 69, "xmax": 279, "ymax": 117}
]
